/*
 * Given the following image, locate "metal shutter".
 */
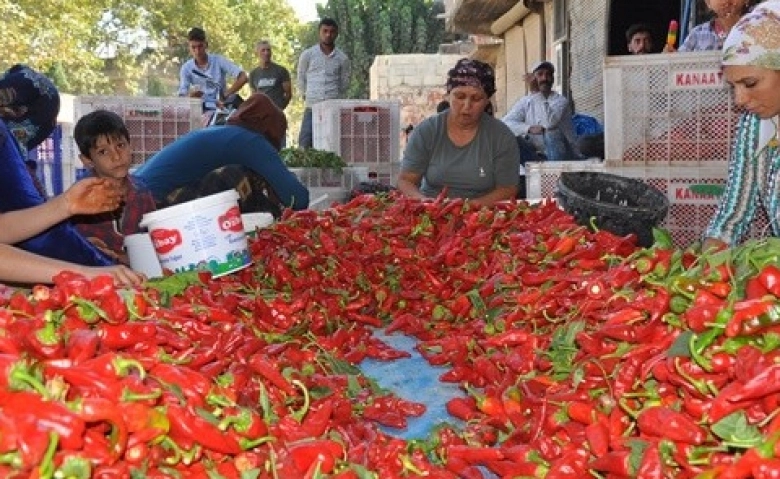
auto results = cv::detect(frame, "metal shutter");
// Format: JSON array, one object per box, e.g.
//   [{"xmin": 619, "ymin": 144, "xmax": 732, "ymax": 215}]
[{"xmin": 569, "ymin": 0, "xmax": 608, "ymax": 123}]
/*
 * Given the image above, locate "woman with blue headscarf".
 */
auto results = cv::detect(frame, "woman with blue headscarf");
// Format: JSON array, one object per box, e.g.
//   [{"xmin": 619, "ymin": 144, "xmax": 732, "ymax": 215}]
[
  {"xmin": 397, "ymin": 58, "xmax": 519, "ymax": 206},
  {"xmin": 704, "ymin": 2, "xmax": 780, "ymax": 249},
  {"xmin": 0, "ymin": 64, "xmax": 143, "ymax": 286}
]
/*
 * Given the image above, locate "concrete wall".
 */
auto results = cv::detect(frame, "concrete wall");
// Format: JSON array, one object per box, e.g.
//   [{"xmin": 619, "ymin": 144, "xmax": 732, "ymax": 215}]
[{"xmin": 370, "ymin": 54, "xmax": 463, "ymax": 149}]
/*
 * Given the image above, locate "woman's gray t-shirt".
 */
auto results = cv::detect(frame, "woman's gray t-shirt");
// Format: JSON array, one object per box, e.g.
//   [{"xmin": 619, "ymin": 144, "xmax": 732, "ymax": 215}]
[{"xmin": 402, "ymin": 112, "xmax": 519, "ymax": 199}]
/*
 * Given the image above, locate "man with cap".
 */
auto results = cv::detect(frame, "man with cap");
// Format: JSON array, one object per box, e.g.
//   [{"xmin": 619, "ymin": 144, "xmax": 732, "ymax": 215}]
[{"xmin": 502, "ymin": 61, "xmax": 580, "ymax": 163}]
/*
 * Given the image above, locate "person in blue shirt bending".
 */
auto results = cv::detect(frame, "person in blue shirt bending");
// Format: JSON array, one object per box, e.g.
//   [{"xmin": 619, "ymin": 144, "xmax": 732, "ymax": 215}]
[
  {"xmin": 177, "ymin": 27, "xmax": 248, "ymax": 114},
  {"xmin": 133, "ymin": 93, "xmax": 309, "ymax": 217}
]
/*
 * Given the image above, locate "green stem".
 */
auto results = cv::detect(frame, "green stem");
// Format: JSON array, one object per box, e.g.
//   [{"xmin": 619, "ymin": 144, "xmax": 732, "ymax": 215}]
[
  {"xmin": 37, "ymin": 431, "xmax": 59, "ymax": 479},
  {"xmin": 290, "ymin": 379, "xmax": 311, "ymax": 423}
]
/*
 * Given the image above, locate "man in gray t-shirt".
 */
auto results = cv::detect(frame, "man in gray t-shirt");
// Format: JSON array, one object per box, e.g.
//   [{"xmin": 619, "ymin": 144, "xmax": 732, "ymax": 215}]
[
  {"xmin": 249, "ymin": 40, "xmax": 292, "ymax": 111},
  {"xmin": 249, "ymin": 40, "xmax": 292, "ymax": 147}
]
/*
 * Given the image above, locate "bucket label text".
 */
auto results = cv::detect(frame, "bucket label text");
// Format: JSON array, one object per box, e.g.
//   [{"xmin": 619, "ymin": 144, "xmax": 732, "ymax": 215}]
[
  {"xmin": 219, "ymin": 206, "xmax": 243, "ymax": 233},
  {"xmin": 150, "ymin": 228, "xmax": 183, "ymax": 254}
]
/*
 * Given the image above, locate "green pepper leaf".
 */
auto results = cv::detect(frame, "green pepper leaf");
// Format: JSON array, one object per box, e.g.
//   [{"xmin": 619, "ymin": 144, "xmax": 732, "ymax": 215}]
[
  {"xmin": 711, "ymin": 411, "xmax": 764, "ymax": 448},
  {"xmin": 627, "ymin": 439, "xmax": 650, "ymax": 476},
  {"xmin": 667, "ymin": 330, "xmax": 694, "ymax": 358},
  {"xmin": 652, "ymin": 228, "xmax": 674, "ymax": 249}
]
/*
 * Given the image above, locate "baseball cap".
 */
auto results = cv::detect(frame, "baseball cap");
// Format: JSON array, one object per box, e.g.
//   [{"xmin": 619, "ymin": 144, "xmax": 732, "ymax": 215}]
[{"xmin": 531, "ymin": 61, "xmax": 555, "ymax": 74}]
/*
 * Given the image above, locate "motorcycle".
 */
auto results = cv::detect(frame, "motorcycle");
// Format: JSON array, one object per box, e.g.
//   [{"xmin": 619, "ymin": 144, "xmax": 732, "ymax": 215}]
[{"xmin": 190, "ymin": 70, "xmax": 244, "ymax": 126}]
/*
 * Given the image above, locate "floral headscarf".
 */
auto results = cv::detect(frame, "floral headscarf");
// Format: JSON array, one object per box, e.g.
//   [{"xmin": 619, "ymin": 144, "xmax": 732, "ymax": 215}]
[
  {"xmin": 722, "ymin": 1, "xmax": 780, "ymax": 70},
  {"xmin": 446, "ymin": 58, "xmax": 497, "ymax": 98},
  {"xmin": 0, "ymin": 65, "xmax": 60, "ymax": 157}
]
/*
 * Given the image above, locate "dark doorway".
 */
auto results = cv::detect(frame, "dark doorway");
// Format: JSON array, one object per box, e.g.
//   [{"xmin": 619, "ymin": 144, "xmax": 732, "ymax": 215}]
[{"xmin": 608, "ymin": 0, "xmax": 682, "ymax": 55}]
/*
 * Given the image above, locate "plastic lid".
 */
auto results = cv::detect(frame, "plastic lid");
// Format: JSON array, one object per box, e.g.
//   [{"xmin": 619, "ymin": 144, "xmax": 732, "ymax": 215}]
[{"xmin": 140, "ymin": 189, "xmax": 239, "ymax": 228}]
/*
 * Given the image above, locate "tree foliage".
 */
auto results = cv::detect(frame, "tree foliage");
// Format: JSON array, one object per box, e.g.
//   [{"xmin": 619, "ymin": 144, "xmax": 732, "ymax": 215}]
[
  {"xmin": 310, "ymin": 0, "xmax": 448, "ymax": 98},
  {"xmin": 1, "ymin": 0, "xmax": 305, "ymax": 96}
]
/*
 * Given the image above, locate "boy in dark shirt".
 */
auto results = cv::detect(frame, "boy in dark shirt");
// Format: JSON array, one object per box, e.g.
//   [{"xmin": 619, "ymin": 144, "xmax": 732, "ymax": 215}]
[{"xmin": 71, "ymin": 110, "xmax": 157, "ymax": 264}]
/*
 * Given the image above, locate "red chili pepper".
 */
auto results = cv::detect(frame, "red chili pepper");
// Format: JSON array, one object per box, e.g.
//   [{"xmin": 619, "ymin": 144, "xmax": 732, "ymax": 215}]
[
  {"xmin": 585, "ymin": 418, "xmax": 610, "ymax": 457},
  {"xmin": 247, "ymin": 354, "xmax": 296, "ymax": 396},
  {"xmin": 3, "ymin": 391, "xmax": 86, "ymax": 451},
  {"xmin": 71, "ymin": 396, "xmax": 129, "ymax": 461},
  {"xmin": 151, "ymin": 362, "xmax": 210, "ymax": 406},
  {"xmin": 167, "ymin": 403, "xmax": 242, "ymax": 455},
  {"xmin": 96, "ymin": 322, "xmax": 156, "ymax": 350},
  {"xmin": 567, "ymin": 401, "xmax": 598, "ymax": 425},
  {"xmin": 446, "ymin": 396, "xmax": 478, "ymax": 421},
  {"xmin": 725, "ymin": 363, "xmax": 780, "ymax": 402},
  {"xmin": 636, "ymin": 406, "xmax": 707, "ymax": 445},
  {"xmin": 286, "ymin": 439, "xmax": 344, "ymax": 474},
  {"xmin": 445, "ymin": 445, "xmax": 504, "ymax": 465},
  {"xmin": 589, "ymin": 449, "xmax": 634, "ymax": 476}
]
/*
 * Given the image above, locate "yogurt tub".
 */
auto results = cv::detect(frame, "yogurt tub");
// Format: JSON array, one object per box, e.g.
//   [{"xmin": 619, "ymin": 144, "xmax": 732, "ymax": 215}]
[
  {"xmin": 123, "ymin": 233, "xmax": 163, "ymax": 278},
  {"xmin": 139, "ymin": 190, "xmax": 251, "ymax": 278}
]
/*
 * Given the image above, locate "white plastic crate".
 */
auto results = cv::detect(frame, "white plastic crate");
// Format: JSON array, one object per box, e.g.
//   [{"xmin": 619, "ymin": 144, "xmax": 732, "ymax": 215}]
[
  {"xmin": 312, "ymin": 100, "xmax": 401, "ymax": 164},
  {"xmin": 526, "ymin": 160, "xmax": 607, "ymax": 200},
  {"xmin": 604, "ymin": 52, "xmax": 737, "ymax": 166},
  {"xmin": 74, "ymin": 96, "xmax": 202, "ymax": 167},
  {"xmin": 349, "ymin": 161, "xmax": 402, "ymax": 186},
  {"xmin": 528, "ymin": 161, "xmax": 769, "ymax": 246},
  {"xmin": 288, "ymin": 166, "xmax": 369, "ymax": 189}
]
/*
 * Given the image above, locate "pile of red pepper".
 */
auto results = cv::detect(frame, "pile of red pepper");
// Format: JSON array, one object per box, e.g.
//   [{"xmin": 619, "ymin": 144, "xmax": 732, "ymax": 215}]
[{"xmin": 2, "ymin": 193, "xmax": 780, "ymax": 478}]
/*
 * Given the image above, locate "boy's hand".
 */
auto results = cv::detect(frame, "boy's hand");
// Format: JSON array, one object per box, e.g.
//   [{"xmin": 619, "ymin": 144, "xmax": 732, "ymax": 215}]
[{"xmin": 63, "ymin": 178, "xmax": 123, "ymax": 215}]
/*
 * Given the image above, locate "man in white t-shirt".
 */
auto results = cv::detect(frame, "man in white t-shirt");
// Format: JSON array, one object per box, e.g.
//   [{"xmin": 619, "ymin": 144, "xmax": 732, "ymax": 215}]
[{"xmin": 296, "ymin": 18, "xmax": 351, "ymax": 148}]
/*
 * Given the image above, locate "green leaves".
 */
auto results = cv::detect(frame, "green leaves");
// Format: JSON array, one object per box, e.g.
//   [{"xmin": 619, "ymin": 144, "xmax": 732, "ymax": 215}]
[
  {"xmin": 281, "ymin": 148, "xmax": 348, "ymax": 169},
  {"xmin": 711, "ymin": 411, "xmax": 764, "ymax": 448}
]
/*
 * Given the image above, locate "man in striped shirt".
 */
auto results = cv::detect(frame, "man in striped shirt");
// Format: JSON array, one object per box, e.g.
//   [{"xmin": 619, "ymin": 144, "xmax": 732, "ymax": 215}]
[{"xmin": 296, "ymin": 18, "xmax": 351, "ymax": 148}]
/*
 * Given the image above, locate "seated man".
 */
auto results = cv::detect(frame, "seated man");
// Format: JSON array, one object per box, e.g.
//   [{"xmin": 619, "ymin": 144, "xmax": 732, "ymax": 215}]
[{"xmin": 501, "ymin": 61, "xmax": 581, "ymax": 163}]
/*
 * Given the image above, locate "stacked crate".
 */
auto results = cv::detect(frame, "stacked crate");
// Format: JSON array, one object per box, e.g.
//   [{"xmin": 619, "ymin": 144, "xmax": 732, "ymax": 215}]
[
  {"xmin": 73, "ymin": 96, "xmax": 202, "ymax": 167},
  {"xmin": 312, "ymin": 100, "xmax": 402, "ymax": 187},
  {"xmin": 288, "ymin": 166, "xmax": 369, "ymax": 210},
  {"xmin": 527, "ymin": 52, "xmax": 755, "ymax": 246}
]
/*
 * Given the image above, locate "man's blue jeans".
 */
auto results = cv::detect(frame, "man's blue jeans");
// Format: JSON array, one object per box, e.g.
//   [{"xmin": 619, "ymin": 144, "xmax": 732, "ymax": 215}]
[
  {"xmin": 298, "ymin": 107, "xmax": 313, "ymax": 148},
  {"xmin": 517, "ymin": 130, "xmax": 581, "ymax": 163}
]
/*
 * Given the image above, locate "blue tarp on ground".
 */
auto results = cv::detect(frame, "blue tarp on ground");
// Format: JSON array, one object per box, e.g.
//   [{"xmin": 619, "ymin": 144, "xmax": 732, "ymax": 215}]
[{"xmin": 360, "ymin": 330, "xmax": 465, "ymax": 440}]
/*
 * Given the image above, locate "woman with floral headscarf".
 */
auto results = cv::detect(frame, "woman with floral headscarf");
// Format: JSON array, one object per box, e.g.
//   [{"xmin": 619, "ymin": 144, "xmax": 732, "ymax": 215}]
[
  {"xmin": 703, "ymin": 1, "xmax": 780, "ymax": 248},
  {"xmin": 397, "ymin": 58, "xmax": 519, "ymax": 206},
  {"xmin": 0, "ymin": 64, "xmax": 143, "ymax": 286}
]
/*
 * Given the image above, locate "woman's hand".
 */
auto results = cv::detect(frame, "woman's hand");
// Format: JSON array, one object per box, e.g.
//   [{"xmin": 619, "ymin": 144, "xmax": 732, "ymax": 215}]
[
  {"xmin": 663, "ymin": 44, "xmax": 677, "ymax": 53},
  {"xmin": 62, "ymin": 178, "xmax": 123, "ymax": 216},
  {"xmin": 80, "ymin": 264, "xmax": 146, "ymax": 288}
]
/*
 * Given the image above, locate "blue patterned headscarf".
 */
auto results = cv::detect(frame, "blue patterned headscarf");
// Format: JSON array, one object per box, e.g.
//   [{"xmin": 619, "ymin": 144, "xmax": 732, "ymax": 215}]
[
  {"xmin": 0, "ymin": 65, "xmax": 60, "ymax": 157},
  {"xmin": 446, "ymin": 58, "xmax": 497, "ymax": 98}
]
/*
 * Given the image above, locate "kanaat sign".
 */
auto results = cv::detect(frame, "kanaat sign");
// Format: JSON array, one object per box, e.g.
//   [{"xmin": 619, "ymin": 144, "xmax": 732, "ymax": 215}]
[
  {"xmin": 670, "ymin": 69, "xmax": 724, "ymax": 89},
  {"xmin": 669, "ymin": 183, "xmax": 725, "ymax": 205}
]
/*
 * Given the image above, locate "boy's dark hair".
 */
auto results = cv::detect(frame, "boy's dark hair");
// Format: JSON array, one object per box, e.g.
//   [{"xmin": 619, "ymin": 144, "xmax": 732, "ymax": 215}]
[
  {"xmin": 625, "ymin": 23, "xmax": 652, "ymax": 42},
  {"xmin": 319, "ymin": 18, "xmax": 338, "ymax": 30},
  {"xmin": 74, "ymin": 110, "xmax": 130, "ymax": 157},
  {"xmin": 188, "ymin": 27, "xmax": 207, "ymax": 42}
]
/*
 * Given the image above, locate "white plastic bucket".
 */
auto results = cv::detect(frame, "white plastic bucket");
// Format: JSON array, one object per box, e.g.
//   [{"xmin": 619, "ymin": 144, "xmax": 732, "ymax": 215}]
[
  {"xmin": 241, "ymin": 212, "xmax": 274, "ymax": 236},
  {"xmin": 124, "ymin": 233, "xmax": 163, "ymax": 278},
  {"xmin": 139, "ymin": 190, "xmax": 251, "ymax": 278}
]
